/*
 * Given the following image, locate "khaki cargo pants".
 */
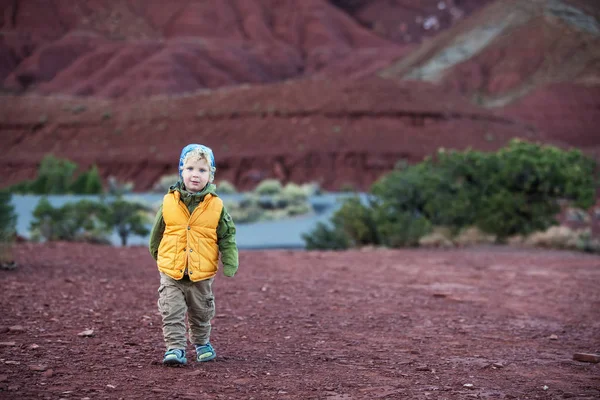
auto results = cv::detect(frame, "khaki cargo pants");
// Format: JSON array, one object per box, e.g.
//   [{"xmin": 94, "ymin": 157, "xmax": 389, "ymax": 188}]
[{"xmin": 158, "ymin": 272, "xmax": 215, "ymax": 350}]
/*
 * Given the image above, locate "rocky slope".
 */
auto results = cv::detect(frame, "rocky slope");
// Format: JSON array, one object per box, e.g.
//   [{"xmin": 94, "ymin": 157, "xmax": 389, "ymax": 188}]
[
  {"xmin": 379, "ymin": 0, "xmax": 600, "ymax": 151},
  {"xmin": 0, "ymin": 76, "xmax": 532, "ymax": 191},
  {"xmin": 0, "ymin": 0, "xmax": 598, "ymax": 191}
]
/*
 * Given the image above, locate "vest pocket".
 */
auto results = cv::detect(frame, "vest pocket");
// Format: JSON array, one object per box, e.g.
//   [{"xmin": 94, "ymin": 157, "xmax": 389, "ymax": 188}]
[{"xmin": 157, "ymin": 234, "xmax": 178, "ymax": 270}]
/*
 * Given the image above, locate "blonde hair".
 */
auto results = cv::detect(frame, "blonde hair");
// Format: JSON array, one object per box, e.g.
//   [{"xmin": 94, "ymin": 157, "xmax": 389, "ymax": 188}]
[{"xmin": 181, "ymin": 147, "xmax": 216, "ymax": 183}]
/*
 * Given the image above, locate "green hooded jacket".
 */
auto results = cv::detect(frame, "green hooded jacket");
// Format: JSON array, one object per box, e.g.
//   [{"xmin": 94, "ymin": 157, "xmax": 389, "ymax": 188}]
[{"xmin": 148, "ymin": 181, "xmax": 239, "ymax": 277}]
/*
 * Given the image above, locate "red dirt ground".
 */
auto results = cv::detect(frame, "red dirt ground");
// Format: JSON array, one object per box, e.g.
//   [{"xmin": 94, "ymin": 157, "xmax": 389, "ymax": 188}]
[{"xmin": 0, "ymin": 242, "xmax": 599, "ymax": 399}]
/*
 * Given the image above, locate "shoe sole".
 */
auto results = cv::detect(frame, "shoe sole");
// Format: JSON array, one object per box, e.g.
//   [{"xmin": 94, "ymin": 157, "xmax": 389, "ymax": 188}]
[{"xmin": 163, "ymin": 357, "xmax": 187, "ymax": 366}]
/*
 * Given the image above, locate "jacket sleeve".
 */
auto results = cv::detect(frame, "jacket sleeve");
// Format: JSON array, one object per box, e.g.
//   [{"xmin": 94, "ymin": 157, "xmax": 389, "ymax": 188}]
[
  {"xmin": 148, "ymin": 205, "xmax": 165, "ymax": 261},
  {"xmin": 217, "ymin": 205, "xmax": 239, "ymax": 277}
]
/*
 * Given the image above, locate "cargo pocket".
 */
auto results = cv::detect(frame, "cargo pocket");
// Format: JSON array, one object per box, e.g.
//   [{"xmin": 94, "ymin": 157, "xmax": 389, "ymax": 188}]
[
  {"xmin": 204, "ymin": 297, "xmax": 216, "ymax": 321},
  {"xmin": 157, "ymin": 284, "xmax": 166, "ymax": 311}
]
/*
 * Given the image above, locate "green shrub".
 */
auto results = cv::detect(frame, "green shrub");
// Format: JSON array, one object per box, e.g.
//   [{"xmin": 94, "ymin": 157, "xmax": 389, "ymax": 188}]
[
  {"xmin": 302, "ymin": 181, "xmax": 322, "ymax": 196},
  {"xmin": 30, "ymin": 154, "xmax": 77, "ymax": 194},
  {"xmin": 217, "ymin": 180, "xmax": 237, "ymax": 194},
  {"xmin": 373, "ymin": 210, "xmax": 432, "ymax": 248},
  {"xmin": 69, "ymin": 165, "xmax": 103, "ymax": 194},
  {"xmin": 0, "ymin": 190, "xmax": 17, "ymax": 268},
  {"xmin": 303, "ymin": 139, "xmax": 597, "ymax": 249},
  {"xmin": 302, "ymin": 222, "xmax": 350, "ymax": 250},
  {"xmin": 331, "ymin": 197, "xmax": 380, "ymax": 246},
  {"xmin": 30, "ymin": 197, "xmax": 109, "ymax": 242},
  {"xmin": 103, "ymin": 197, "xmax": 151, "ymax": 246},
  {"xmin": 152, "ymin": 174, "xmax": 179, "ymax": 193},
  {"xmin": 0, "ymin": 190, "xmax": 16, "ymax": 243},
  {"xmin": 29, "ymin": 197, "xmax": 151, "ymax": 245},
  {"xmin": 225, "ymin": 197, "xmax": 264, "ymax": 224},
  {"xmin": 286, "ymin": 203, "xmax": 312, "ymax": 217},
  {"xmin": 106, "ymin": 176, "xmax": 134, "ymax": 195},
  {"xmin": 225, "ymin": 181, "xmax": 314, "ymax": 223},
  {"xmin": 254, "ymin": 179, "xmax": 283, "ymax": 195},
  {"xmin": 281, "ymin": 183, "xmax": 308, "ymax": 205},
  {"xmin": 475, "ymin": 140, "xmax": 596, "ymax": 239},
  {"xmin": 10, "ymin": 154, "xmax": 104, "ymax": 195}
]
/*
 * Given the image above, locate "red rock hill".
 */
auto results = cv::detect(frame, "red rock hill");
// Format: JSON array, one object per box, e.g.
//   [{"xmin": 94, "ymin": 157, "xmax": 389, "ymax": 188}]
[{"xmin": 0, "ymin": 0, "xmax": 598, "ymax": 191}]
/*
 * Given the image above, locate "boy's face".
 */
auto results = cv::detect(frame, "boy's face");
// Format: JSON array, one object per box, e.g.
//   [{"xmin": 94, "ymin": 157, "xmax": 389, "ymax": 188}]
[{"xmin": 181, "ymin": 157, "xmax": 210, "ymax": 193}]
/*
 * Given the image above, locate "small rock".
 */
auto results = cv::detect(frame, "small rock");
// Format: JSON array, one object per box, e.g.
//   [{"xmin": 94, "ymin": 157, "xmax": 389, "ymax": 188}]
[
  {"xmin": 8, "ymin": 325, "xmax": 24, "ymax": 333},
  {"xmin": 548, "ymin": 334, "xmax": 558, "ymax": 340},
  {"xmin": 28, "ymin": 344, "xmax": 40, "ymax": 350},
  {"xmin": 42, "ymin": 369, "xmax": 54, "ymax": 378},
  {"xmin": 0, "ymin": 342, "xmax": 16, "ymax": 347},
  {"xmin": 5, "ymin": 361, "xmax": 20, "ymax": 365},
  {"xmin": 542, "ymin": 385, "xmax": 549, "ymax": 390},
  {"xmin": 492, "ymin": 362, "xmax": 504, "ymax": 369},
  {"xmin": 29, "ymin": 365, "xmax": 48, "ymax": 371},
  {"xmin": 415, "ymin": 365, "xmax": 430, "ymax": 371},
  {"xmin": 107, "ymin": 384, "xmax": 116, "ymax": 389},
  {"xmin": 573, "ymin": 353, "xmax": 600, "ymax": 363},
  {"xmin": 152, "ymin": 388, "xmax": 168, "ymax": 393},
  {"xmin": 463, "ymin": 383, "xmax": 474, "ymax": 388},
  {"xmin": 78, "ymin": 329, "xmax": 94, "ymax": 337},
  {"xmin": 186, "ymin": 370, "xmax": 202, "ymax": 376}
]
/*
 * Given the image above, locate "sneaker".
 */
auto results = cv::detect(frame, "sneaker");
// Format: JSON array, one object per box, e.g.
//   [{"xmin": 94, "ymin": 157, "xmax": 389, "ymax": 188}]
[
  {"xmin": 163, "ymin": 348, "xmax": 187, "ymax": 366},
  {"xmin": 195, "ymin": 342, "xmax": 216, "ymax": 362}
]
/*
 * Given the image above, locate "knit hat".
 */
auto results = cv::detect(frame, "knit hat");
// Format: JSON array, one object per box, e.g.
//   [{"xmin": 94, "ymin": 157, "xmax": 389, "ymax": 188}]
[{"xmin": 179, "ymin": 144, "xmax": 216, "ymax": 182}]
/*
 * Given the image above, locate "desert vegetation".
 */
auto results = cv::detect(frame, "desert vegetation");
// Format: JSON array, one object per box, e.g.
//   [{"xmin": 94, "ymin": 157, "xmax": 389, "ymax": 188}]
[{"xmin": 304, "ymin": 139, "xmax": 599, "ymax": 252}]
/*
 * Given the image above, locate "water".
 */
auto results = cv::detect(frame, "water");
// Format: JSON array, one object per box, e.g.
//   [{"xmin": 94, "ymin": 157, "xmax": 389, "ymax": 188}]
[{"xmin": 11, "ymin": 193, "xmax": 365, "ymax": 249}]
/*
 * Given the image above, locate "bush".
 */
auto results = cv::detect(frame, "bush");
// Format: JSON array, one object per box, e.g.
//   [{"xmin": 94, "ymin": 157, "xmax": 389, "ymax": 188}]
[
  {"xmin": 107, "ymin": 176, "xmax": 134, "ymax": 195},
  {"xmin": 303, "ymin": 140, "xmax": 597, "ymax": 250},
  {"xmin": 30, "ymin": 154, "xmax": 77, "ymax": 194},
  {"xmin": 0, "ymin": 190, "xmax": 17, "ymax": 268},
  {"xmin": 30, "ymin": 197, "xmax": 109, "ymax": 242},
  {"xmin": 281, "ymin": 183, "xmax": 308, "ymax": 205},
  {"xmin": 103, "ymin": 197, "xmax": 151, "ymax": 246},
  {"xmin": 0, "ymin": 190, "xmax": 16, "ymax": 243},
  {"xmin": 475, "ymin": 140, "xmax": 596, "ymax": 239},
  {"xmin": 302, "ymin": 222, "xmax": 350, "ymax": 250},
  {"xmin": 254, "ymin": 179, "xmax": 283, "ymax": 195},
  {"xmin": 29, "ymin": 197, "xmax": 151, "ymax": 245},
  {"xmin": 330, "ymin": 197, "xmax": 380, "ymax": 246},
  {"xmin": 225, "ymin": 197, "xmax": 264, "ymax": 224},
  {"xmin": 217, "ymin": 180, "xmax": 237, "ymax": 194},
  {"xmin": 10, "ymin": 154, "xmax": 104, "ymax": 194},
  {"xmin": 152, "ymin": 174, "xmax": 179, "ymax": 193},
  {"xmin": 69, "ymin": 165, "xmax": 103, "ymax": 194},
  {"xmin": 225, "ymin": 180, "xmax": 314, "ymax": 223}
]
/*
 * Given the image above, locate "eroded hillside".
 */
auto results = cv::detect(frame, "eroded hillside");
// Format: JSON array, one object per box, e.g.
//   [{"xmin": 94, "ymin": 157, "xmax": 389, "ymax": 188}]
[{"xmin": 1, "ymin": 0, "xmax": 598, "ymax": 192}]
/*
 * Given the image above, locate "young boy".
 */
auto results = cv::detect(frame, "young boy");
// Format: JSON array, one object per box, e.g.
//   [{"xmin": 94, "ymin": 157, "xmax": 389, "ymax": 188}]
[{"xmin": 149, "ymin": 144, "xmax": 239, "ymax": 366}]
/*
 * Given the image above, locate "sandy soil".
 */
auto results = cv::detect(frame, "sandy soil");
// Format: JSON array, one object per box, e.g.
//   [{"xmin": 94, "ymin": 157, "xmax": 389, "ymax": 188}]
[{"xmin": 0, "ymin": 242, "xmax": 599, "ymax": 399}]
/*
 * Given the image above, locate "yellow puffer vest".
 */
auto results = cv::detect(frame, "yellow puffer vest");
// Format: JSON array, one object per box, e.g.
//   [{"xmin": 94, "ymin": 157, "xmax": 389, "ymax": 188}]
[{"xmin": 157, "ymin": 191, "xmax": 223, "ymax": 282}]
